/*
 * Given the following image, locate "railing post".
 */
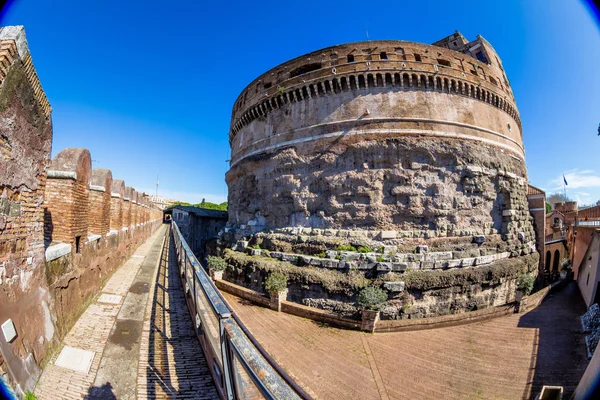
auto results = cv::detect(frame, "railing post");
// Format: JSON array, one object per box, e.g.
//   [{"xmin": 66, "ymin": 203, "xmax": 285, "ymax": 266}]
[{"xmin": 220, "ymin": 319, "xmax": 235, "ymax": 399}]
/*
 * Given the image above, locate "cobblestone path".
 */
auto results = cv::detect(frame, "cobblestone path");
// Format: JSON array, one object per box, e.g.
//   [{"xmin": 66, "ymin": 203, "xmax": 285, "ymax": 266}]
[
  {"xmin": 137, "ymin": 230, "xmax": 218, "ymax": 399},
  {"xmin": 222, "ymin": 282, "xmax": 588, "ymax": 400}
]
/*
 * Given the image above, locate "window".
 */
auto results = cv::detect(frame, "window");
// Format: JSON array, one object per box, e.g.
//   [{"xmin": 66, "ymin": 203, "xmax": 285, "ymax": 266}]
[
  {"xmin": 452, "ymin": 41, "xmax": 457, "ymax": 47},
  {"xmin": 75, "ymin": 236, "xmax": 81, "ymax": 253},
  {"xmin": 414, "ymin": 54, "xmax": 422, "ymax": 62},
  {"xmin": 263, "ymin": 82, "xmax": 272, "ymax": 89},
  {"xmin": 380, "ymin": 52, "xmax": 388, "ymax": 60},
  {"xmin": 347, "ymin": 54, "xmax": 355, "ymax": 63},
  {"xmin": 475, "ymin": 51, "xmax": 488, "ymax": 63},
  {"xmin": 437, "ymin": 59, "xmax": 451, "ymax": 67},
  {"xmin": 489, "ymin": 76, "xmax": 498, "ymax": 86}
]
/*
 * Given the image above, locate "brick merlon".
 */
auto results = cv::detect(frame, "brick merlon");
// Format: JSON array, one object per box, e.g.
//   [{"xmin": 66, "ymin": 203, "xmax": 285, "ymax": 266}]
[{"xmin": 50, "ymin": 148, "xmax": 91, "ymax": 184}]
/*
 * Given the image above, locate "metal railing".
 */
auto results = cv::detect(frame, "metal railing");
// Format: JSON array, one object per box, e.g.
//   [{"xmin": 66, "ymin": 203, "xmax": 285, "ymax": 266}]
[
  {"xmin": 576, "ymin": 220, "xmax": 600, "ymax": 227},
  {"xmin": 171, "ymin": 221, "xmax": 305, "ymax": 400}
]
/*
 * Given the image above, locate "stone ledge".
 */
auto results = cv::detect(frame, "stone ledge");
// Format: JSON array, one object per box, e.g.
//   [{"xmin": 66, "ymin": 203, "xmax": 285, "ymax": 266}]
[
  {"xmin": 89, "ymin": 185, "xmax": 105, "ymax": 192},
  {"xmin": 47, "ymin": 170, "xmax": 77, "ymax": 180},
  {"xmin": 45, "ymin": 243, "xmax": 71, "ymax": 262},
  {"xmin": 87, "ymin": 234, "xmax": 101, "ymax": 242}
]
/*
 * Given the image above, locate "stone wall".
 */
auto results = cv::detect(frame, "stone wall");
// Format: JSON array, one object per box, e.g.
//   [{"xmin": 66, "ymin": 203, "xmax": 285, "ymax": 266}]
[
  {"xmin": 222, "ymin": 249, "xmax": 538, "ymax": 320},
  {"xmin": 0, "ymin": 26, "xmax": 164, "ymax": 395}
]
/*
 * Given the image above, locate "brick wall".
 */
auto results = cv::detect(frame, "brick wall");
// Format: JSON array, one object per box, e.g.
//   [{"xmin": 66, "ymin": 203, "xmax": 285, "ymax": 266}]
[
  {"xmin": 0, "ymin": 26, "xmax": 53, "ymax": 394},
  {"xmin": 88, "ymin": 169, "xmax": 112, "ymax": 236},
  {"xmin": 44, "ymin": 148, "xmax": 91, "ymax": 247},
  {"xmin": 110, "ymin": 179, "xmax": 124, "ymax": 230},
  {"xmin": 527, "ymin": 185, "xmax": 546, "ymax": 279},
  {"xmin": 0, "ymin": 26, "xmax": 165, "ymax": 395},
  {"xmin": 123, "ymin": 186, "xmax": 132, "ymax": 228}
]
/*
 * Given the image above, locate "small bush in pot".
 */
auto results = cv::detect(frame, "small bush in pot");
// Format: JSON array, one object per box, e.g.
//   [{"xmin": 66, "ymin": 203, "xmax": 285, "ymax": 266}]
[
  {"xmin": 358, "ymin": 286, "xmax": 388, "ymax": 311},
  {"xmin": 265, "ymin": 272, "xmax": 288, "ymax": 293},
  {"xmin": 207, "ymin": 255, "xmax": 226, "ymax": 271},
  {"xmin": 516, "ymin": 274, "xmax": 535, "ymax": 295}
]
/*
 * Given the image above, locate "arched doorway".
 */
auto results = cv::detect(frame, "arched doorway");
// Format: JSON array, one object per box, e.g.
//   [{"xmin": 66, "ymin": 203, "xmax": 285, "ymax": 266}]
[
  {"xmin": 552, "ymin": 249, "xmax": 560, "ymax": 273},
  {"xmin": 545, "ymin": 250, "xmax": 551, "ymax": 272}
]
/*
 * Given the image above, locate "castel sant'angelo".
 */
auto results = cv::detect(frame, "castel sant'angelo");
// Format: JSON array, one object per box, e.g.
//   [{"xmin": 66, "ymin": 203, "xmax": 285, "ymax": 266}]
[{"xmin": 223, "ymin": 31, "xmax": 539, "ymax": 319}]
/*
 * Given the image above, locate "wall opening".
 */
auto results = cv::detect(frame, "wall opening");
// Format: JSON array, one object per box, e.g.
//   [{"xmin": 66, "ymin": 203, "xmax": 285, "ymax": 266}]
[
  {"xmin": 289, "ymin": 63, "xmax": 322, "ymax": 78},
  {"xmin": 75, "ymin": 236, "xmax": 81, "ymax": 253},
  {"xmin": 347, "ymin": 54, "xmax": 354, "ymax": 63},
  {"xmin": 552, "ymin": 249, "xmax": 560, "ymax": 274},
  {"xmin": 380, "ymin": 51, "xmax": 388, "ymax": 60},
  {"xmin": 545, "ymin": 250, "xmax": 551, "ymax": 272},
  {"xmin": 414, "ymin": 54, "xmax": 422, "ymax": 62},
  {"xmin": 437, "ymin": 59, "xmax": 451, "ymax": 67}
]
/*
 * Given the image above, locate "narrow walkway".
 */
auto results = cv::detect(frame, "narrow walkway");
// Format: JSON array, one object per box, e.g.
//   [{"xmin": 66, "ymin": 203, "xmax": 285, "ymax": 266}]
[
  {"xmin": 137, "ymin": 227, "xmax": 218, "ymax": 399},
  {"xmin": 34, "ymin": 226, "xmax": 218, "ymax": 399},
  {"xmin": 222, "ymin": 282, "xmax": 589, "ymax": 400}
]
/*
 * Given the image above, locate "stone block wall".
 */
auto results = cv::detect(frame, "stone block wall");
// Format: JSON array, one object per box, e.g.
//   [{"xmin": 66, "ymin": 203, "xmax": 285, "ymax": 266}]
[{"xmin": 88, "ymin": 168, "xmax": 112, "ymax": 236}]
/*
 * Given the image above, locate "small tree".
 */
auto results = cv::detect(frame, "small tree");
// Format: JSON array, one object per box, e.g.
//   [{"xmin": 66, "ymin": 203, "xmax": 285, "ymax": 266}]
[
  {"xmin": 265, "ymin": 272, "xmax": 288, "ymax": 293},
  {"xmin": 358, "ymin": 286, "xmax": 388, "ymax": 311},
  {"xmin": 545, "ymin": 202, "xmax": 552, "ymax": 214},
  {"xmin": 207, "ymin": 256, "xmax": 226, "ymax": 271},
  {"xmin": 516, "ymin": 274, "xmax": 535, "ymax": 295}
]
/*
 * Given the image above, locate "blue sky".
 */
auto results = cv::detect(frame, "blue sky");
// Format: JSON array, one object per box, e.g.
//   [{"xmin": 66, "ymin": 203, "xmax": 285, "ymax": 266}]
[{"xmin": 2, "ymin": 0, "xmax": 600, "ymax": 205}]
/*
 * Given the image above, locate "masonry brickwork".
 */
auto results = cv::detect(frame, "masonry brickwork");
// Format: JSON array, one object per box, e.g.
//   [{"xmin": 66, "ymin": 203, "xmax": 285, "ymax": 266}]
[
  {"xmin": 223, "ymin": 31, "xmax": 539, "ymax": 320},
  {"xmin": 0, "ymin": 26, "xmax": 163, "ymax": 395},
  {"xmin": 88, "ymin": 168, "xmax": 112, "ymax": 236},
  {"xmin": 109, "ymin": 179, "xmax": 124, "ymax": 230},
  {"xmin": 0, "ymin": 26, "xmax": 53, "ymax": 394}
]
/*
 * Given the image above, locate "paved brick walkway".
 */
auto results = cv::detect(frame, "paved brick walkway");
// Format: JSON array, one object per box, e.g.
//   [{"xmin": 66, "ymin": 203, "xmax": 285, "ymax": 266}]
[
  {"xmin": 137, "ymin": 230, "xmax": 218, "ymax": 399},
  {"xmin": 35, "ymin": 227, "xmax": 166, "ymax": 399},
  {"xmin": 35, "ymin": 226, "xmax": 219, "ymax": 399},
  {"xmin": 223, "ymin": 282, "xmax": 589, "ymax": 400}
]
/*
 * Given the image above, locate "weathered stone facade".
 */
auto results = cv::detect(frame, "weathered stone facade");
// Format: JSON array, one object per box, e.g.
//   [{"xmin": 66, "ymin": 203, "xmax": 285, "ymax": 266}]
[{"xmin": 224, "ymin": 32, "xmax": 538, "ymax": 319}]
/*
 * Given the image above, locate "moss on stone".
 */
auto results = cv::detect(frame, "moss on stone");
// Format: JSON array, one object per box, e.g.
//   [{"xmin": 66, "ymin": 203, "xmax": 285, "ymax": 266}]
[
  {"xmin": 224, "ymin": 249, "xmax": 370, "ymax": 294},
  {"xmin": 404, "ymin": 253, "xmax": 538, "ymax": 290}
]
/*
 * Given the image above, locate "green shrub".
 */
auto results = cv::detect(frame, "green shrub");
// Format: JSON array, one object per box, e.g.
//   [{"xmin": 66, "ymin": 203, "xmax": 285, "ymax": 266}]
[
  {"xmin": 376, "ymin": 255, "xmax": 385, "ymax": 262},
  {"xmin": 379, "ymin": 246, "xmax": 385, "ymax": 253},
  {"xmin": 517, "ymin": 273, "xmax": 535, "ymax": 295},
  {"xmin": 265, "ymin": 272, "xmax": 288, "ymax": 293},
  {"xmin": 317, "ymin": 251, "xmax": 327, "ymax": 258},
  {"xmin": 252, "ymin": 243, "xmax": 261, "ymax": 249},
  {"xmin": 357, "ymin": 246, "xmax": 373, "ymax": 253},
  {"xmin": 337, "ymin": 245, "xmax": 357, "ymax": 252},
  {"xmin": 207, "ymin": 255, "xmax": 227, "ymax": 271},
  {"xmin": 358, "ymin": 286, "xmax": 388, "ymax": 310},
  {"xmin": 25, "ymin": 391, "xmax": 38, "ymax": 400}
]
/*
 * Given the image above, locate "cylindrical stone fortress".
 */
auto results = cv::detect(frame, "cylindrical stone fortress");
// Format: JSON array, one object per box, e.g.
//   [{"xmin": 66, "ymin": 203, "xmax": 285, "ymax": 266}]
[{"xmin": 224, "ymin": 32, "xmax": 538, "ymax": 319}]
